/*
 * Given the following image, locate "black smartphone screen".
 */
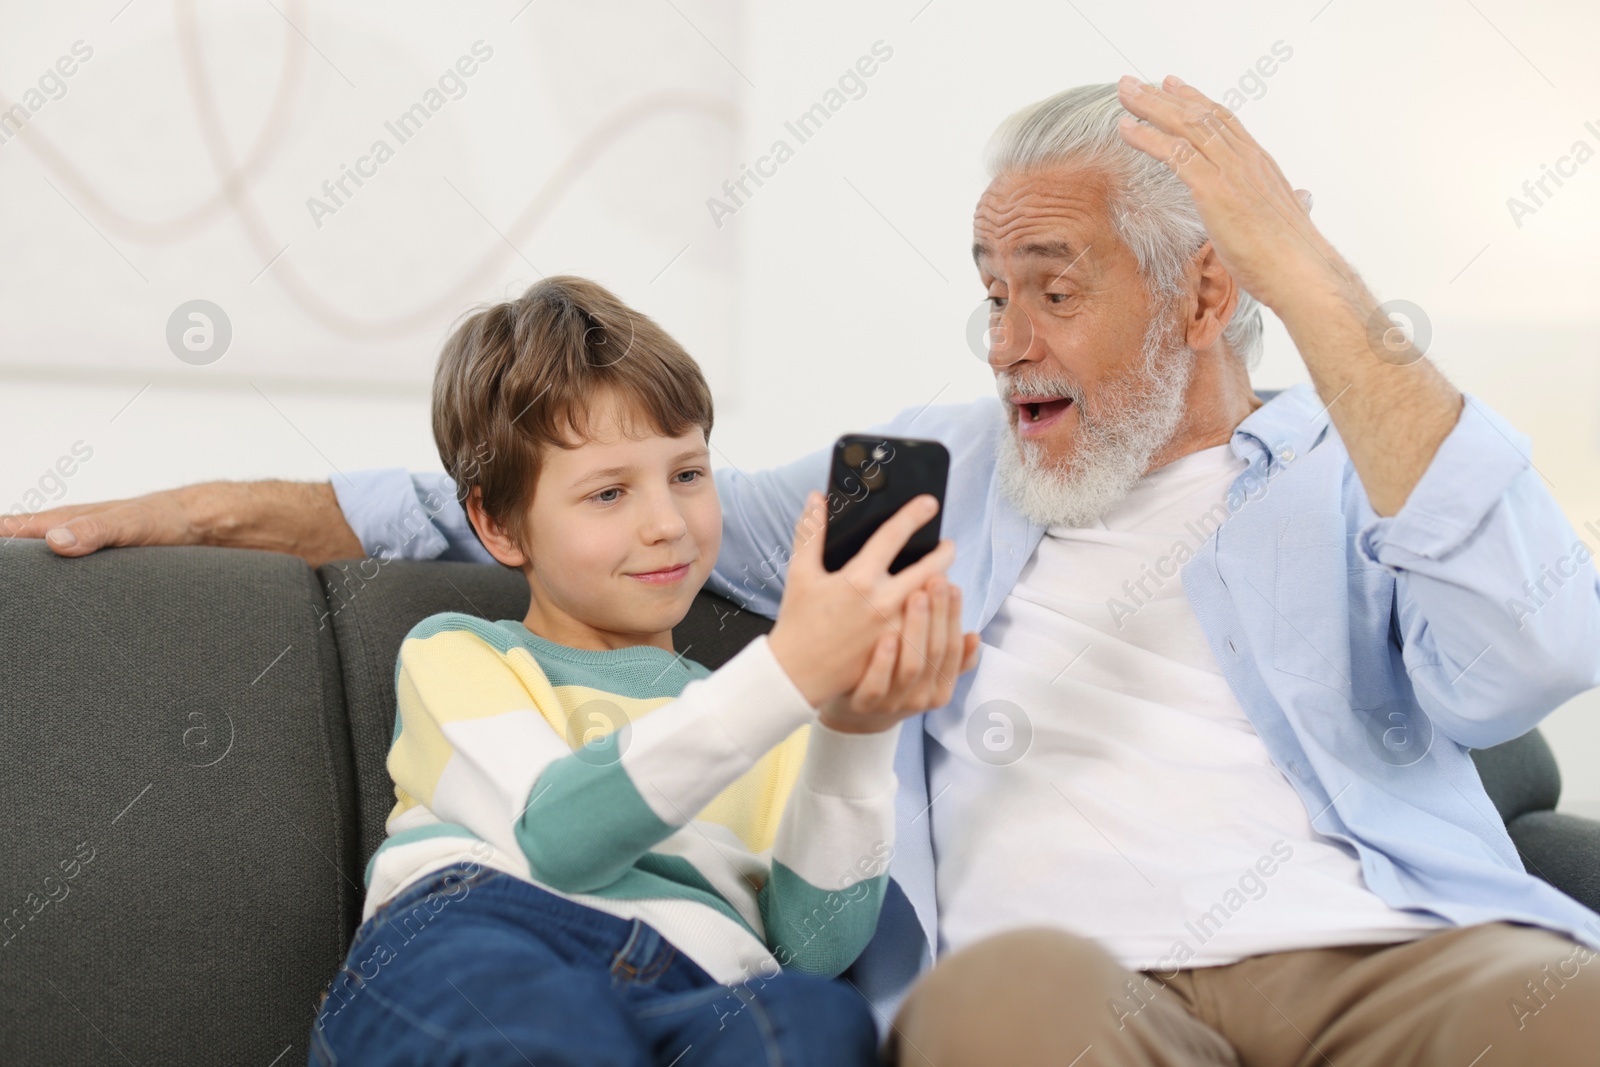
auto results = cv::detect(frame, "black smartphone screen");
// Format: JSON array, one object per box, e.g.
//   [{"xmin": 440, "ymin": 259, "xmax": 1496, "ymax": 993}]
[{"xmin": 822, "ymin": 435, "xmax": 950, "ymax": 574}]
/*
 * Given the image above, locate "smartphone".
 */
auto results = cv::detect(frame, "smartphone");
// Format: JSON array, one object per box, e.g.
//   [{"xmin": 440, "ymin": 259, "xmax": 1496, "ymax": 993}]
[{"xmin": 822, "ymin": 434, "xmax": 951, "ymax": 574}]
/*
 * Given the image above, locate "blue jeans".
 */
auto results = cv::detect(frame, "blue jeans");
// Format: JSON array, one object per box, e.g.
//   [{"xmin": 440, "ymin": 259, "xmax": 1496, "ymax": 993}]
[{"xmin": 309, "ymin": 862, "xmax": 881, "ymax": 1066}]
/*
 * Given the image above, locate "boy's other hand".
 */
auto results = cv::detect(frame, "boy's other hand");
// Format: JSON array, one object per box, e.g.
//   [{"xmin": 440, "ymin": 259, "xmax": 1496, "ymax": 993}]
[
  {"xmin": 819, "ymin": 576, "xmax": 980, "ymax": 734},
  {"xmin": 767, "ymin": 489, "xmax": 957, "ymax": 709}
]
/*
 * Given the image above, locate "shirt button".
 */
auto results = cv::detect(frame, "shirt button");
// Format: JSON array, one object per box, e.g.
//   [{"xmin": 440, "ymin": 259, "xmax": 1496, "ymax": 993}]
[{"xmin": 1280, "ymin": 446, "xmax": 1297, "ymax": 462}]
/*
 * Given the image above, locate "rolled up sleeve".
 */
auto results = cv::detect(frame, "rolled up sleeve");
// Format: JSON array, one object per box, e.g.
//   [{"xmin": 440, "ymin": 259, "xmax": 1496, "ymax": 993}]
[
  {"xmin": 1358, "ymin": 396, "xmax": 1600, "ymax": 747},
  {"xmin": 332, "ymin": 468, "xmax": 498, "ymax": 565},
  {"xmin": 1356, "ymin": 397, "xmax": 1532, "ymax": 565}
]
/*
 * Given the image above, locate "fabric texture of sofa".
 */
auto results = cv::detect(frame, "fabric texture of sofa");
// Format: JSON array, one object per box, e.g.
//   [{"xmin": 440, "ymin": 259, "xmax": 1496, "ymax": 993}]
[{"xmin": 2, "ymin": 539, "xmax": 1597, "ymax": 1064}]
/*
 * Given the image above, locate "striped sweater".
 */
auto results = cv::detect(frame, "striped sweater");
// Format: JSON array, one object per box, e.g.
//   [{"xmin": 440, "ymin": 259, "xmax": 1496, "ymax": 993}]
[{"xmin": 363, "ymin": 611, "xmax": 900, "ymax": 983}]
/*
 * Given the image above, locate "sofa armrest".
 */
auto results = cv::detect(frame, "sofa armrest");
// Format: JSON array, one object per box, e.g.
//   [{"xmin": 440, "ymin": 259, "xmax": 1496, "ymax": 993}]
[{"xmin": 1506, "ymin": 810, "xmax": 1600, "ymax": 915}]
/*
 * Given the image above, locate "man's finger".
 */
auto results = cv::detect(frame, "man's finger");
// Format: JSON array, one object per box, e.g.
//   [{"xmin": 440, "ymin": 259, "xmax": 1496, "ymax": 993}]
[
  {"xmin": 850, "ymin": 494, "xmax": 940, "ymax": 577},
  {"xmin": 1116, "ymin": 77, "xmax": 1237, "ymax": 168},
  {"xmin": 1160, "ymin": 75, "xmax": 1260, "ymax": 151},
  {"xmin": 1137, "ymin": 74, "xmax": 1250, "ymax": 153},
  {"xmin": 2, "ymin": 500, "xmax": 127, "ymax": 539},
  {"xmin": 44, "ymin": 522, "xmax": 91, "ymax": 554},
  {"xmin": 1115, "ymin": 113, "xmax": 1218, "ymax": 185},
  {"xmin": 38, "ymin": 502, "xmax": 156, "ymax": 556},
  {"xmin": 39, "ymin": 519, "xmax": 102, "ymax": 555}
]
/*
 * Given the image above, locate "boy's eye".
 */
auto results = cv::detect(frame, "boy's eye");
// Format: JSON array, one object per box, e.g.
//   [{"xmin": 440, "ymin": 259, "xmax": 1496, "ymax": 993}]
[
  {"xmin": 674, "ymin": 469, "xmax": 703, "ymax": 484},
  {"xmin": 592, "ymin": 488, "xmax": 622, "ymax": 504}
]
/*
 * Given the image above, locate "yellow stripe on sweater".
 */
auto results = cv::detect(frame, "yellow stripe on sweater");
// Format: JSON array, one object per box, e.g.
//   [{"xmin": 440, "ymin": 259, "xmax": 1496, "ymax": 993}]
[
  {"xmin": 388, "ymin": 629, "xmax": 556, "ymax": 809},
  {"xmin": 697, "ymin": 724, "xmax": 810, "ymax": 853},
  {"xmin": 388, "ymin": 627, "xmax": 813, "ymax": 852}
]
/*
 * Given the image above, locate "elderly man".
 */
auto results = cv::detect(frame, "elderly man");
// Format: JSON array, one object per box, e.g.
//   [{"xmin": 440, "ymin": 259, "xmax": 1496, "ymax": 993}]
[{"xmin": 15, "ymin": 77, "xmax": 1600, "ymax": 1063}]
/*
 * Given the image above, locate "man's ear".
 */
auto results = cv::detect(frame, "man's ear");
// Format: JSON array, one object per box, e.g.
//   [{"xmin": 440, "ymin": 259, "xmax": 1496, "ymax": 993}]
[
  {"xmin": 464, "ymin": 485, "xmax": 528, "ymax": 569},
  {"xmin": 1183, "ymin": 241, "xmax": 1240, "ymax": 353}
]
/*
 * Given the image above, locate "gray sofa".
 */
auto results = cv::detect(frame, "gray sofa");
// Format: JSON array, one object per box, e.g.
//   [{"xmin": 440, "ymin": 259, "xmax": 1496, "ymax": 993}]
[{"xmin": 2, "ymin": 539, "xmax": 1597, "ymax": 1065}]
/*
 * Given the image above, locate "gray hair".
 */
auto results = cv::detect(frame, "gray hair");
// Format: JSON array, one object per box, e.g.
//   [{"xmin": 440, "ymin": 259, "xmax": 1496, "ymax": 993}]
[{"xmin": 983, "ymin": 83, "xmax": 1263, "ymax": 370}]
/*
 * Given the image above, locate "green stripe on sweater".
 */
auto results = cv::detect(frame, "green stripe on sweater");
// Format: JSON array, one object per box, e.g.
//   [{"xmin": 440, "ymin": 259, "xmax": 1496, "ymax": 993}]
[
  {"xmin": 759, "ymin": 862, "xmax": 888, "ymax": 978},
  {"xmin": 515, "ymin": 738, "xmax": 676, "ymax": 892},
  {"xmin": 394, "ymin": 612, "xmax": 710, "ymax": 699},
  {"xmin": 365, "ymin": 821, "xmax": 479, "ymax": 886},
  {"xmin": 587, "ymin": 852, "xmax": 757, "ymax": 939}
]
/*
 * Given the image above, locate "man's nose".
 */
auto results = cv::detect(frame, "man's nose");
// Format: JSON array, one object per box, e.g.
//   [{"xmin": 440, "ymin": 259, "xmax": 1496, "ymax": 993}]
[{"xmin": 987, "ymin": 303, "xmax": 1039, "ymax": 368}]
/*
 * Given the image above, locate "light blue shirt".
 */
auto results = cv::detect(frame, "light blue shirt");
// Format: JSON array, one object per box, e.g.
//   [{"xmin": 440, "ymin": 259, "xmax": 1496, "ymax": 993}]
[{"xmin": 336, "ymin": 384, "xmax": 1600, "ymax": 1024}]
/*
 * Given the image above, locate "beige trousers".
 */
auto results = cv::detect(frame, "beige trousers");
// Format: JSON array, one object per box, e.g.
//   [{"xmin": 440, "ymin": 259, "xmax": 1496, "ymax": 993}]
[{"xmin": 887, "ymin": 921, "xmax": 1600, "ymax": 1066}]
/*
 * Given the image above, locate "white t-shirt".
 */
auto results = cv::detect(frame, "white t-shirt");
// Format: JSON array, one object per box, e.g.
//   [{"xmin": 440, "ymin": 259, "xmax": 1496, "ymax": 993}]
[{"xmin": 926, "ymin": 443, "xmax": 1452, "ymax": 971}]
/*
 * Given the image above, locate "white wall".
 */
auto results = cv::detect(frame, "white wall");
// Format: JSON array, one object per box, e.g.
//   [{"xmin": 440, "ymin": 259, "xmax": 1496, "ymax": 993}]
[
  {"xmin": 3, "ymin": 0, "xmax": 1597, "ymax": 816},
  {"xmin": 0, "ymin": 0, "xmax": 741, "ymax": 488}
]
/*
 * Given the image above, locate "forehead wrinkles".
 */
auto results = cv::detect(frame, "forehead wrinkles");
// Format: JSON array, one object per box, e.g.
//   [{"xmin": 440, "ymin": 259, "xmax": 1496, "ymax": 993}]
[{"xmin": 974, "ymin": 170, "xmax": 1111, "ymax": 260}]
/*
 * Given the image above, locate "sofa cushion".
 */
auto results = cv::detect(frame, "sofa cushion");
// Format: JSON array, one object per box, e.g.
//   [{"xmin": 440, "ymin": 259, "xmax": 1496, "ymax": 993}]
[
  {"xmin": 1469, "ymin": 728, "xmax": 1562, "ymax": 824},
  {"xmin": 1505, "ymin": 811, "xmax": 1600, "ymax": 914},
  {"xmin": 0, "ymin": 542, "xmax": 356, "ymax": 1066}
]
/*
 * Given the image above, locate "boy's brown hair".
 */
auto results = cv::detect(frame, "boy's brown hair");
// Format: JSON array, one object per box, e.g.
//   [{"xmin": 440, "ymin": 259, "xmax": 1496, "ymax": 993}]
[{"xmin": 432, "ymin": 275, "xmax": 715, "ymax": 558}]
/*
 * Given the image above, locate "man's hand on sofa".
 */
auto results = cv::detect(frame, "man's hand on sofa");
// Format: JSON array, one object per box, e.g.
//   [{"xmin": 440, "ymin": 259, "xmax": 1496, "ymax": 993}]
[{"xmin": 3, "ymin": 480, "xmax": 366, "ymax": 568}]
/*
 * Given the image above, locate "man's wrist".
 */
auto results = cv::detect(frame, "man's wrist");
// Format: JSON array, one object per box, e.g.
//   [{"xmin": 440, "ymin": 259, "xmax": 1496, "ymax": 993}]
[{"xmin": 1270, "ymin": 249, "xmax": 1363, "ymax": 331}]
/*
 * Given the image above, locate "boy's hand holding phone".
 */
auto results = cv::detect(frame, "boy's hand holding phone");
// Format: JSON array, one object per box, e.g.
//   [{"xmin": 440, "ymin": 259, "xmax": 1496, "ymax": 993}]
[
  {"xmin": 818, "ymin": 574, "xmax": 979, "ymax": 733},
  {"xmin": 766, "ymin": 490, "xmax": 978, "ymax": 720}
]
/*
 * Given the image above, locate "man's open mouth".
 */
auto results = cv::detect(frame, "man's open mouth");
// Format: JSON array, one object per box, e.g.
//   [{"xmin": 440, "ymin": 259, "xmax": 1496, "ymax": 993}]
[{"xmin": 1011, "ymin": 395, "xmax": 1074, "ymax": 435}]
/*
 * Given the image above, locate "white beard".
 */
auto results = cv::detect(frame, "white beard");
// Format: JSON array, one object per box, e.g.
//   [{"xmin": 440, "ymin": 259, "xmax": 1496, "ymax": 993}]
[{"xmin": 994, "ymin": 304, "xmax": 1195, "ymax": 529}]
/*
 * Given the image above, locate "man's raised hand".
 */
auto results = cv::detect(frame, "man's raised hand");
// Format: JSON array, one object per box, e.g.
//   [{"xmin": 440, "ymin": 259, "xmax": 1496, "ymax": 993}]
[{"xmin": 1113, "ymin": 73, "xmax": 1333, "ymax": 314}]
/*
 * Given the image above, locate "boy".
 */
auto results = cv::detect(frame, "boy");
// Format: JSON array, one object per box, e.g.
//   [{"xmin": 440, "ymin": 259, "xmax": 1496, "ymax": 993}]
[{"xmin": 309, "ymin": 276, "xmax": 978, "ymax": 1066}]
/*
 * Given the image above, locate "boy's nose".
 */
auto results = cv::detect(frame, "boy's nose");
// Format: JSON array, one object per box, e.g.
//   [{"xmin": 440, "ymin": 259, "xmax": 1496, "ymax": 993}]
[{"xmin": 642, "ymin": 501, "xmax": 690, "ymax": 542}]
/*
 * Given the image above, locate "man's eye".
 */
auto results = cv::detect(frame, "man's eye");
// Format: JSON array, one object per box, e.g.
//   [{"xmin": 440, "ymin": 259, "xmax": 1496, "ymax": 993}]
[
  {"xmin": 1046, "ymin": 292, "xmax": 1072, "ymax": 305},
  {"xmin": 593, "ymin": 488, "xmax": 622, "ymax": 504},
  {"xmin": 988, "ymin": 296, "xmax": 1007, "ymax": 310}
]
